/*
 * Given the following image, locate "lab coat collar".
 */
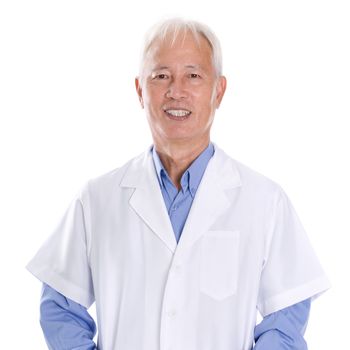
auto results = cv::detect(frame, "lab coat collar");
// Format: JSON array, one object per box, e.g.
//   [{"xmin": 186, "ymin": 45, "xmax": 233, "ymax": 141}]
[{"xmin": 120, "ymin": 142, "xmax": 242, "ymax": 254}]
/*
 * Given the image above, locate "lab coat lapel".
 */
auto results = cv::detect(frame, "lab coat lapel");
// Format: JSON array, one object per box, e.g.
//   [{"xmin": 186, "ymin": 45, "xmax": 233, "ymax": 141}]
[
  {"xmin": 120, "ymin": 145, "xmax": 177, "ymax": 253},
  {"xmin": 176, "ymin": 143, "xmax": 242, "ymax": 253}
]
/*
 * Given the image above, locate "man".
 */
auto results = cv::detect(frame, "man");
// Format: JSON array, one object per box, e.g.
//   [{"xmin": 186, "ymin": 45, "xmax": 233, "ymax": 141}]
[{"xmin": 27, "ymin": 18, "xmax": 330, "ymax": 350}]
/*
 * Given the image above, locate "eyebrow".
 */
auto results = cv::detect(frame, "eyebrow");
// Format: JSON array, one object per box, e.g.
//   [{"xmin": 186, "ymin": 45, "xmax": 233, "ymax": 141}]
[
  {"xmin": 185, "ymin": 65, "xmax": 201, "ymax": 69},
  {"xmin": 152, "ymin": 65, "xmax": 170, "ymax": 71},
  {"xmin": 152, "ymin": 64, "xmax": 203, "ymax": 71}
]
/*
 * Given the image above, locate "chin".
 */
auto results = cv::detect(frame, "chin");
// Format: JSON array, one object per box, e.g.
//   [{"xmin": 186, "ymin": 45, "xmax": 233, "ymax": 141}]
[{"xmin": 164, "ymin": 133, "xmax": 196, "ymax": 142}]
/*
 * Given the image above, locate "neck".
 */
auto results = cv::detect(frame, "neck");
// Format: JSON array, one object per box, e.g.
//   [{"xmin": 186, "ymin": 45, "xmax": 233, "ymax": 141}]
[{"xmin": 153, "ymin": 138, "xmax": 210, "ymax": 190}]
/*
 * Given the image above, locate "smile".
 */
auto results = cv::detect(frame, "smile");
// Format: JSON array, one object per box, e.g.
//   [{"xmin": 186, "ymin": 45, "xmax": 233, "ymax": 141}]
[{"xmin": 164, "ymin": 109, "xmax": 192, "ymax": 120}]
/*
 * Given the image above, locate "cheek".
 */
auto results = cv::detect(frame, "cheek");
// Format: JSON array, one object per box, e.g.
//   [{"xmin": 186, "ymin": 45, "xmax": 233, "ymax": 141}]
[
  {"xmin": 192, "ymin": 87, "xmax": 216, "ymax": 109},
  {"xmin": 145, "ymin": 86, "xmax": 166, "ymax": 106}
]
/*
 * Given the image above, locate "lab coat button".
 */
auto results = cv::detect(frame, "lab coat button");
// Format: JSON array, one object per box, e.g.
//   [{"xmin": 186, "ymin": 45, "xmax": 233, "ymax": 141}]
[
  {"xmin": 175, "ymin": 264, "xmax": 181, "ymax": 272},
  {"xmin": 167, "ymin": 309, "xmax": 177, "ymax": 318}
]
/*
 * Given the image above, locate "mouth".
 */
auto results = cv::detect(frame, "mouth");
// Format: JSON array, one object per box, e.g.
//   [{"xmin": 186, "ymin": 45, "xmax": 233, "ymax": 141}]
[{"xmin": 163, "ymin": 108, "xmax": 192, "ymax": 121}]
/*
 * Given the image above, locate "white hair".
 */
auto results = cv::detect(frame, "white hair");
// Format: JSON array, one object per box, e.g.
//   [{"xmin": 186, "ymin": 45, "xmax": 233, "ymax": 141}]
[{"xmin": 138, "ymin": 17, "xmax": 223, "ymax": 82}]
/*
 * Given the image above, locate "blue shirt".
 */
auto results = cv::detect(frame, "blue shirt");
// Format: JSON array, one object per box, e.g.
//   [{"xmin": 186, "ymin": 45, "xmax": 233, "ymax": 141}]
[
  {"xmin": 152, "ymin": 142, "xmax": 215, "ymax": 243},
  {"xmin": 40, "ymin": 142, "xmax": 310, "ymax": 349}
]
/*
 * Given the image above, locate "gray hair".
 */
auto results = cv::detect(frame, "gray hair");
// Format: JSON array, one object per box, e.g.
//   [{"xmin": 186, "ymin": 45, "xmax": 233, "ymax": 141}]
[{"xmin": 138, "ymin": 17, "xmax": 223, "ymax": 82}]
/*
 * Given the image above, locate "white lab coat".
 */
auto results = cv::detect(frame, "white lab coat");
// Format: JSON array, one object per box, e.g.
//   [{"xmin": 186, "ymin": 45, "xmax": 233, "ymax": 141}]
[{"xmin": 27, "ymin": 142, "xmax": 330, "ymax": 350}]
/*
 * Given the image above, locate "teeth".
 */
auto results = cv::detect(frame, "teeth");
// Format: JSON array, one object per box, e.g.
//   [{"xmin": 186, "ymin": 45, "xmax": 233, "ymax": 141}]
[{"xmin": 166, "ymin": 109, "xmax": 191, "ymax": 117}]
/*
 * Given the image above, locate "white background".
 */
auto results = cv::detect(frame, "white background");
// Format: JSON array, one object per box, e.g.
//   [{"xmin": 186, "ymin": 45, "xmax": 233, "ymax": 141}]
[{"xmin": 1, "ymin": 0, "xmax": 349, "ymax": 348}]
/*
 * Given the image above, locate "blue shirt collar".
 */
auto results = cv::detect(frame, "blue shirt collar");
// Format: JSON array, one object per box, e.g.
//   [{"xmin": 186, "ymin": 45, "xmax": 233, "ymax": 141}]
[{"xmin": 152, "ymin": 142, "xmax": 215, "ymax": 197}]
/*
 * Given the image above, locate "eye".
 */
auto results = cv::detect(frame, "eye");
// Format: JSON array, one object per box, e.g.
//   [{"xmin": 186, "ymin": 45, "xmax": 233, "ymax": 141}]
[
  {"xmin": 154, "ymin": 74, "xmax": 168, "ymax": 80},
  {"xmin": 189, "ymin": 73, "xmax": 200, "ymax": 78}
]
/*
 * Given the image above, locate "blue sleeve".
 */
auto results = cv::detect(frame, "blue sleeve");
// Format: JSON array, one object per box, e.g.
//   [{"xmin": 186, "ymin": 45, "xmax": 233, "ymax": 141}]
[
  {"xmin": 40, "ymin": 283, "xmax": 97, "ymax": 350},
  {"xmin": 253, "ymin": 298, "xmax": 311, "ymax": 350}
]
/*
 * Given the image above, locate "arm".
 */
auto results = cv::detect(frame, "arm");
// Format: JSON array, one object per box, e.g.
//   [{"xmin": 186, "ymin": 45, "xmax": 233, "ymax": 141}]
[
  {"xmin": 253, "ymin": 298, "xmax": 311, "ymax": 350},
  {"xmin": 40, "ymin": 283, "xmax": 97, "ymax": 350}
]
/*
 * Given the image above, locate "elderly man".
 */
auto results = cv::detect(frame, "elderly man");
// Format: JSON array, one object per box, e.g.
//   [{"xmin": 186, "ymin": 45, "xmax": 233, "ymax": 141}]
[{"xmin": 27, "ymin": 18, "xmax": 330, "ymax": 350}]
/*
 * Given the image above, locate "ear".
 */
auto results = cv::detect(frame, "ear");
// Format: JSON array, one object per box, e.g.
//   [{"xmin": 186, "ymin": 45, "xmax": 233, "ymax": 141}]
[
  {"xmin": 215, "ymin": 76, "xmax": 227, "ymax": 109},
  {"xmin": 135, "ymin": 77, "xmax": 144, "ymax": 108}
]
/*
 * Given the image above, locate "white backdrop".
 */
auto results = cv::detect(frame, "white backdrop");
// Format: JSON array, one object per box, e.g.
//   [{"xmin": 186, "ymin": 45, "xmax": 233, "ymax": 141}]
[{"xmin": 1, "ymin": 0, "xmax": 349, "ymax": 348}]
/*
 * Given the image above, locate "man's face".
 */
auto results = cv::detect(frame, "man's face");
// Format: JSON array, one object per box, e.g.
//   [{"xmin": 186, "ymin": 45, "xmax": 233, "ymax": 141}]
[{"xmin": 135, "ymin": 31, "xmax": 226, "ymax": 147}]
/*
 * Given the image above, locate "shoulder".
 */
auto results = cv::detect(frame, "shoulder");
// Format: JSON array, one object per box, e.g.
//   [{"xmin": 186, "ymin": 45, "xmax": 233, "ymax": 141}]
[
  {"xmin": 78, "ymin": 149, "xmax": 147, "ymax": 202},
  {"xmin": 215, "ymin": 144, "xmax": 283, "ymax": 199},
  {"xmin": 237, "ymin": 158, "xmax": 282, "ymax": 194}
]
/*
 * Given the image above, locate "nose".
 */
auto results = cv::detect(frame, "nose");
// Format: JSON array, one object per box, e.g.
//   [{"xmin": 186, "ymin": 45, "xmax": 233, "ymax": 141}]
[{"xmin": 165, "ymin": 78, "xmax": 188, "ymax": 100}]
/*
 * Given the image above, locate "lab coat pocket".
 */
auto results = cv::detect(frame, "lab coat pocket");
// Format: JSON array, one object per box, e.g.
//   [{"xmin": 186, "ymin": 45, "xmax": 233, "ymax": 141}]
[{"xmin": 200, "ymin": 230, "xmax": 240, "ymax": 300}]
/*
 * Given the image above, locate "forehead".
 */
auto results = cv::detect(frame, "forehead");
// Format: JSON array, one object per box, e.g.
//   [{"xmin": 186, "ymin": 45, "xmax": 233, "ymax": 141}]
[{"xmin": 146, "ymin": 31, "xmax": 213, "ymax": 69}]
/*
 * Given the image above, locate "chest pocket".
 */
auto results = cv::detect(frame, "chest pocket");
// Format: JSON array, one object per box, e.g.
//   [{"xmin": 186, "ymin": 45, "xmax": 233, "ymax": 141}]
[{"xmin": 199, "ymin": 230, "xmax": 240, "ymax": 300}]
